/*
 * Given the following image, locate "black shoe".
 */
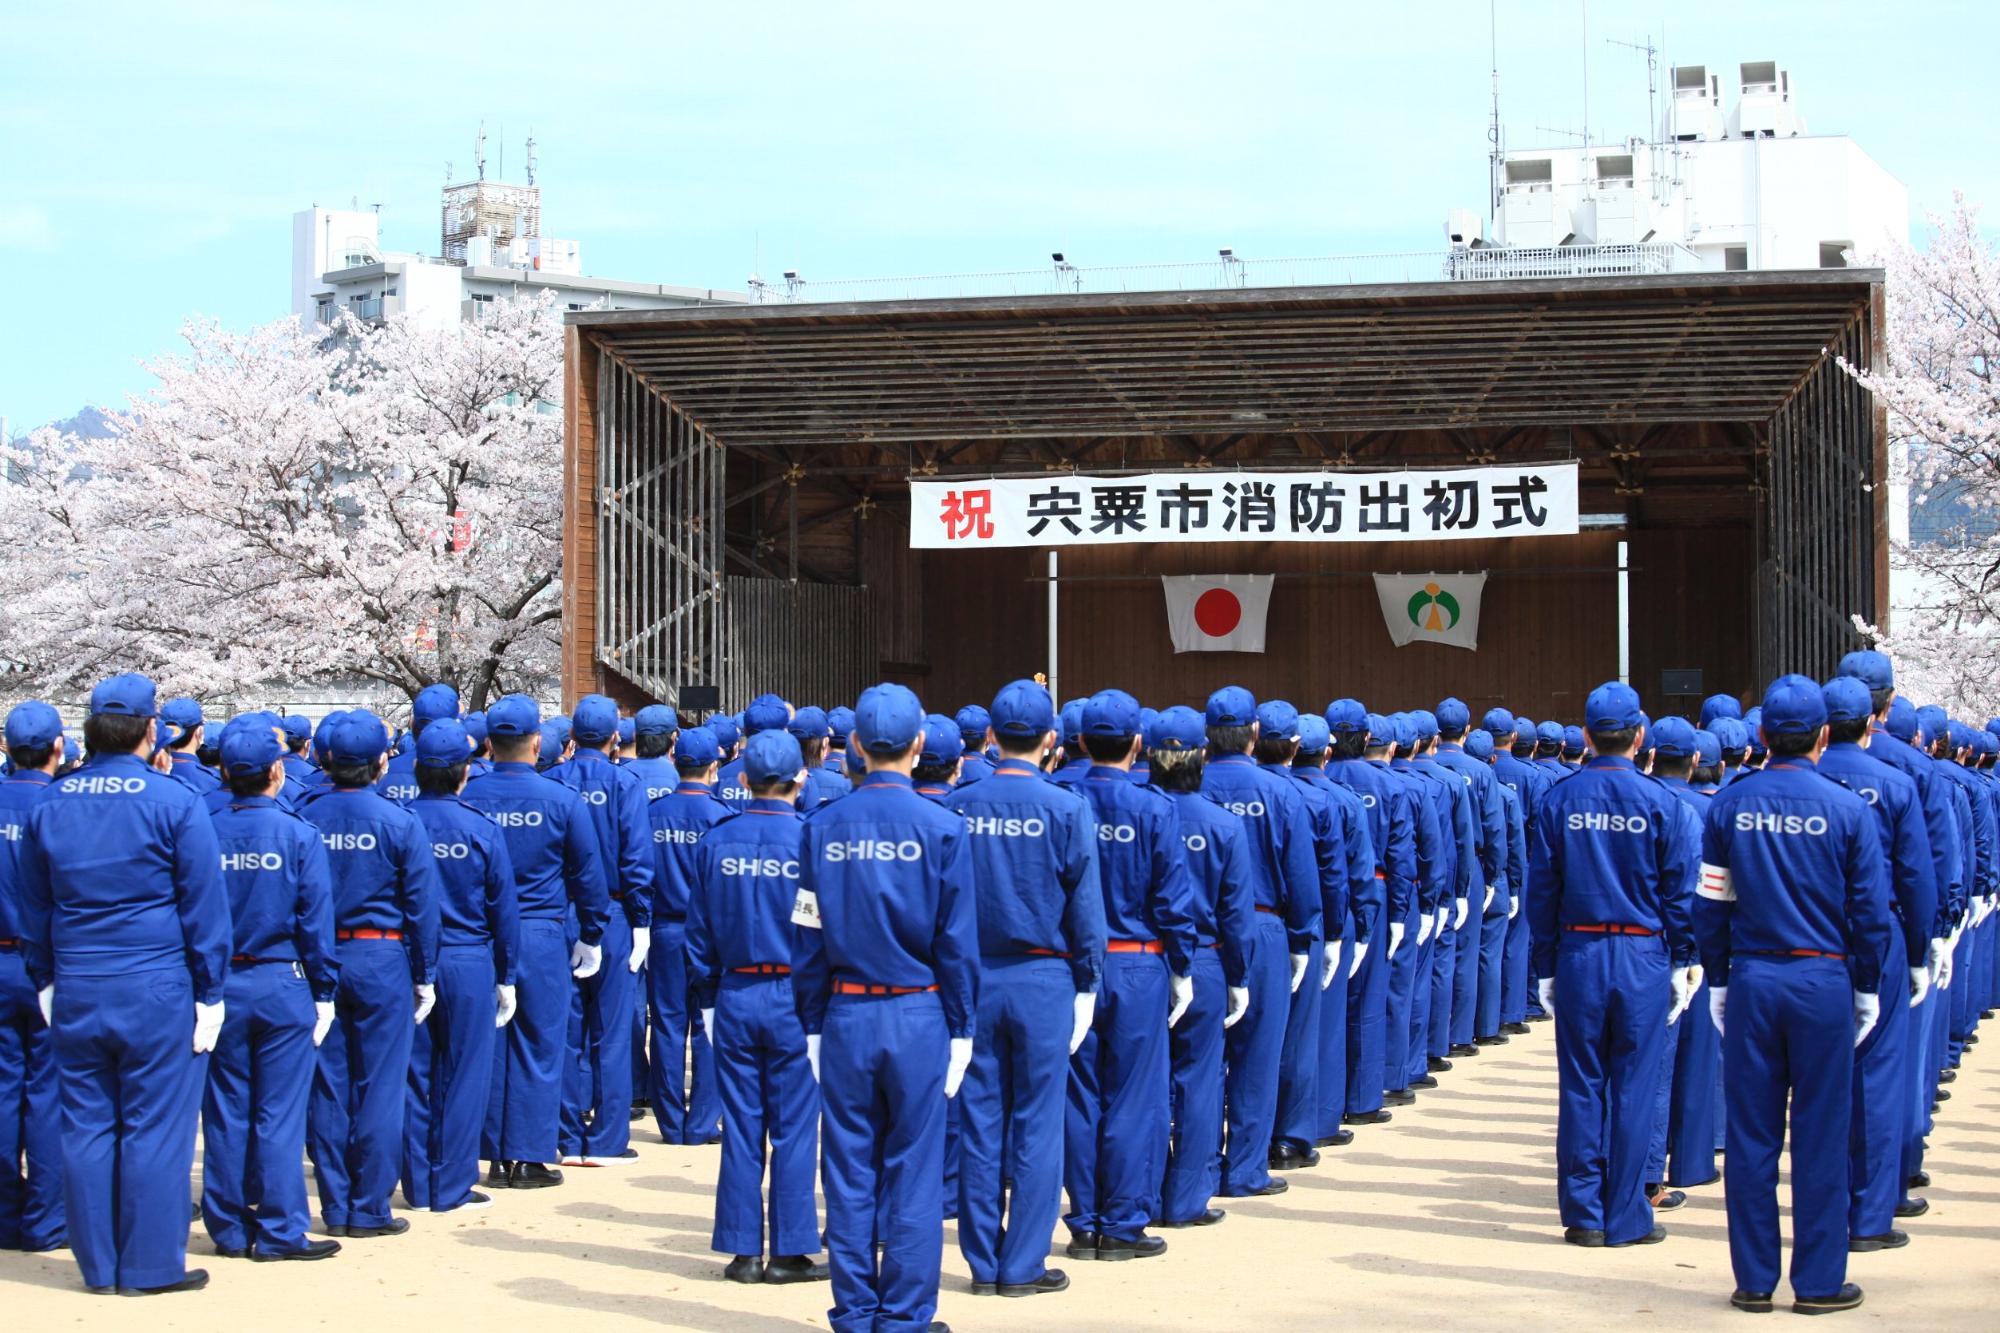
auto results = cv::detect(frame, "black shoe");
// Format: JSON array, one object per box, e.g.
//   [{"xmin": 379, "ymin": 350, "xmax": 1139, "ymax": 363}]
[
  {"xmin": 1793, "ymin": 1283, "xmax": 1864, "ymax": 1315},
  {"xmin": 1564, "ymin": 1227, "xmax": 1607, "ymax": 1248},
  {"xmin": 628, "ymin": 1106, "xmax": 645, "ymax": 1122},
  {"xmin": 764, "ymin": 1255, "xmax": 828, "ymax": 1284},
  {"xmin": 999, "ymin": 1269, "xmax": 1070, "ymax": 1297},
  {"xmin": 969, "ymin": 1280, "xmax": 999, "ymax": 1295},
  {"xmin": 1412, "ymin": 1075, "xmax": 1440, "ymax": 1089},
  {"xmin": 1526, "ymin": 1010, "xmax": 1551, "ymax": 1022},
  {"xmin": 214, "ymin": 1245, "xmax": 251, "ymax": 1259},
  {"xmin": 486, "ymin": 1160, "xmax": 513, "ymax": 1188},
  {"xmin": 1269, "ymin": 1147, "xmax": 1320, "ymax": 1171},
  {"xmin": 343, "ymin": 1218, "xmax": 410, "ymax": 1238},
  {"xmin": 1383, "ymin": 1089, "xmax": 1416, "ymax": 1106},
  {"xmin": 1345, "ymin": 1109, "xmax": 1393, "ymax": 1125},
  {"xmin": 1475, "ymin": 1034, "xmax": 1508, "ymax": 1046},
  {"xmin": 1936, "ymin": 1088, "xmax": 1952, "ymax": 1102},
  {"xmin": 190, "ymin": 1201, "xmax": 202, "ymax": 1222},
  {"xmin": 1503, "ymin": 1021, "xmax": 1531, "ymax": 1035},
  {"xmin": 1730, "ymin": 1289, "xmax": 1775, "ymax": 1313},
  {"xmin": 509, "ymin": 1162, "xmax": 564, "ymax": 1189},
  {"xmin": 1648, "ymin": 1187, "xmax": 1687, "ymax": 1212},
  {"xmin": 119, "ymin": 1270, "xmax": 209, "ymax": 1296},
  {"xmin": 927, "ymin": 1324, "xmax": 953, "ymax": 1332},
  {"xmin": 1939, "ymin": 1069, "xmax": 1957, "ymax": 1084},
  {"xmin": 1450, "ymin": 1043, "xmax": 1480, "ymax": 1058},
  {"xmin": 1315, "ymin": 1130, "xmax": 1354, "ymax": 1148},
  {"xmin": 1894, "ymin": 1197, "xmax": 1928, "ymax": 1218},
  {"xmin": 1063, "ymin": 1232, "xmax": 1101, "ymax": 1260},
  {"xmin": 1849, "ymin": 1230, "xmax": 1908, "ymax": 1253},
  {"xmin": 254, "ymin": 1239, "xmax": 342, "ymax": 1261},
  {"xmin": 1609, "ymin": 1225, "xmax": 1667, "ymax": 1246},
  {"xmin": 723, "ymin": 1255, "xmax": 766, "ymax": 1284},
  {"xmin": 1231, "ymin": 1177, "xmax": 1289, "ymax": 1197},
  {"xmin": 87, "ymin": 1285, "xmax": 117, "ymax": 1295},
  {"xmin": 1095, "ymin": 1233, "xmax": 1167, "ymax": 1261},
  {"xmin": 1156, "ymin": 1208, "xmax": 1226, "ymax": 1228},
  {"xmin": 435, "ymin": 1190, "xmax": 494, "ymax": 1213},
  {"xmin": 1908, "ymin": 1171, "xmax": 1931, "ymax": 1189},
  {"xmin": 322, "ymin": 1224, "xmax": 348, "ymax": 1237},
  {"xmin": 1427, "ymin": 1056, "xmax": 1454, "ymax": 1073}
]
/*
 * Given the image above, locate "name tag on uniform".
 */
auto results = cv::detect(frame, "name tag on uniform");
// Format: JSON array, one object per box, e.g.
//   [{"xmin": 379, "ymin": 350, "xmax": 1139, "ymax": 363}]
[{"xmin": 790, "ymin": 888, "xmax": 822, "ymax": 930}]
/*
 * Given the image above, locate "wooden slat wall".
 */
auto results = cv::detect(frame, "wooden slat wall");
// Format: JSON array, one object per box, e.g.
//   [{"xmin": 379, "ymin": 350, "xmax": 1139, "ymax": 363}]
[
  {"xmin": 562, "ymin": 328, "xmax": 600, "ymax": 706},
  {"xmin": 1626, "ymin": 526, "xmax": 1756, "ymax": 718}
]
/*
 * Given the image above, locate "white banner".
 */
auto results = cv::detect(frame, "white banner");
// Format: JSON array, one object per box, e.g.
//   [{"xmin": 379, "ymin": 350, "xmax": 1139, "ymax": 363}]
[
  {"xmin": 1375, "ymin": 572, "xmax": 1487, "ymax": 651},
  {"xmin": 908, "ymin": 464, "xmax": 1577, "ymax": 549},
  {"xmin": 1163, "ymin": 575, "xmax": 1273, "ymax": 653}
]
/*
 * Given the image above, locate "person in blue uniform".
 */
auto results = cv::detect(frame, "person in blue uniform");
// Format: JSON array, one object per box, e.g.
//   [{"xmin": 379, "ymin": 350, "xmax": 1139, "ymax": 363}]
[
  {"xmin": 1698, "ymin": 675, "xmax": 1898, "ymax": 1314},
  {"xmin": 1527, "ymin": 681, "xmax": 1697, "ymax": 1250},
  {"xmin": 462, "ymin": 695, "xmax": 609, "ymax": 1189},
  {"xmin": 546, "ymin": 696, "xmax": 654, "ymax": 1168},
  {"xmin": 1053, "ymin": 699, "xmax": 1092, "ymax": 786},
  {"xmin": 0, "ymin": 702, "xmax": 66, "ymax": 1254},
  {"xmin": 1435, "ymin": 700, "xmax": 1507, "ymax": 1051},
  {"xmin": 822, "ymin": 708, "xmax": 855, "ymax": 780},
  {"xmin": 536, "ymin": 717, "xmax": 573, "ymax": 773},
  {"xmin": 201, "ymin": 719, "xmax": 340, "ymax": 1261},
  {"xmin": 462, "ymin": 712, "xmax": 493, "ymax": 780},
  {"xmin": 1533, "ymin": 720, "xmax": 1569, "ymax": 780},
  {"xmin": 1487, "ymin": 707, "xmax": 1550, "ymax": 1032},
  {"xmin": 1409, "ymin": 711, "xmax": 1475, "ymax": 1071},
  {"xmin": 1200, "ymin": 686, "xmax": 1316, "ymax": 1196},
  {"xmin": 790, "ymin": 707, "xmax": 854, "ymax": 807},
  {"xmin": 160, "ymin": 698, "xmax": 220, "ymax": 797},
  {"xmin": 1383, "ymin": 713, "xmax": 1450, "ymax": 1106},
  {"xmin": 1701, "ymin": 694, "xmax": 1742, "ymax": 729},
  {"xmin": 281, "ymin": 716, "xmax": 322, "ymax": 790},
  {"xmin": 791, "ymin": 683, "xmax": 979, "ymax": 1333},
  {"xmin": 688, "ymin": 729, "xmax": 830, "ymax": 1286},
  {"xmin": 954, "ymin": 706, "xmax": 995, "ymax": 786},
  {"xmin": 616, "ymin": 718, "xmax": 637, "ymax": 763},
  {"xmin": 1062, "ymin": 688, "xmax": 1197, "ymax": 1263},
  {"xmin": 914, "ymin": 716, "xmax": 963, "ymax": 799},
  {"xmin": 709, "ymin": 714, "xmax": 741, "ymax": 769},
  {"xmin": 1463, "ymin": 729, "xmax": 1523, "ymax": 1042},
  {"xmin": 375, "ymin": 685, "xmax": 458, "ymax": 806},
  {"xmin": 1560, "ymin": 726, "xmax": 1588, "ymax": 771},
  {"xmin": 646, "ymin": 725, "xmax": 729, "ymax": 1147},
  {"xmin": 1924, "ymin": 712, "xmax": 1993, "ymax": 1074},
  {"xmin": 17, "ymin": 673, "xmax": 230, "ymax": 1295},
  {"xmin": 1692, "ymin": 731, "xmax": 1724, "ymax": 794},
  {"xmin": 1292, "ymin": 713, "xmax": 1376, "ymax": 1151},
  {"xmin": 300, "ymin": 710, "xmax": 441, "ymax": 1239},
  {"xmin": 403, "ymin": 720, "xmax": 519, "ymax": 1214}
]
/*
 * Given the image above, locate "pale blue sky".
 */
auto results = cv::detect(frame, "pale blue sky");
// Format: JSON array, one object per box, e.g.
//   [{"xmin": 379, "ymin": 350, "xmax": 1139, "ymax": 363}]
[{"xmin": 2, "ymin": 0, "xmax": 1990, "ymax": 429}]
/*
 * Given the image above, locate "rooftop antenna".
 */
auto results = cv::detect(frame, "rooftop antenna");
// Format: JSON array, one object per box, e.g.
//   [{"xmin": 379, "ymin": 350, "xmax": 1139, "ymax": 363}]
[
  {"xmin": 1607, "ymin": 33, "xmax": 1660, "ymax": 144},
  {"xmin": 1488, "ymin": 0, "xmax": 1503, "ymax": 215},
  {"xmin": 525, "ymin": 130, "xmax": 538, "ymax": 186},
  {"xmin": 475, "ymin": 122, "xmax": 487, "ymax": 181},
  {"xmin": 444, "ymin": 160, "xmax": 453, "ymax": 184}
]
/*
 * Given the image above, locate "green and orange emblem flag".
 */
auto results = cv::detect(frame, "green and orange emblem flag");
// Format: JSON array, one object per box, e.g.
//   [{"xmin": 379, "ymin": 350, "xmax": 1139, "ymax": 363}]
[{"xmin": 1373, "ymin": 572, "xmax": 1487, "ymax": 651}]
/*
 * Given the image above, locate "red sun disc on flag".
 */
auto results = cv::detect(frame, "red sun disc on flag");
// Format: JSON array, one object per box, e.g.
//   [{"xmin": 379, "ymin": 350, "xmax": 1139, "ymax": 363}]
[{"xmin": 1194, "ymin": 588, "xmax": 1243, "ymax": 637}]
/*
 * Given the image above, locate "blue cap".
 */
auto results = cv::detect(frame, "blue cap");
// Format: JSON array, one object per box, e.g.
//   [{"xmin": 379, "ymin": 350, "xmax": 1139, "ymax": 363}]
[
  {"xmin": 412, "ymin": 683, "xmax": 460, "ymax": 724},
  {"xmin": 920, "ymin": 714, "xmax": 966, "ymax": 766},
  {"xmin": 709, "ymin": 714, "xmax": 741, "ymax": 751},
  {"xmin": 417, "ymin": 718, "xmax": 472, "ymax": 768},
  {"xmin": 1837, "ymin": 650, "xmax": 1894, "ymax": 691},
  {"xmin": 1744, "ymin": 707, "xmax": 1767, "ymax": 754},
  {"xmin": 5, "ymin": 701, "xmax": 63, "ymax": 749},
  {"xmin": 488, "ymin": 694, "xmax": 540, "ymax": 736},
  {"xmin": 1255, "ymin": 700, "xmax": 1301, "ymax": 742},
  {"xmin": 1410, "ymin": 709, "xmax": 1439, "ymax": 741},
  {"xmin": 1884, "ymin": 696, "xmax": 1917, "ymax": 742},
  {"xmin": 786, "ymin": 705, "xmax": 831, "ymax": 741},
  {"xmin": 1512, "ymin": 715, "xmax": 1537, "ymax": 740},
  {"xmin": 1463, "ymin": 729, "xmax": 1494, "ymax": 760},
  {"xmin": 954, "ymin": 705, "xmax": 992, "ymax": 744},
  {"xmin": 1651, "ymin": 716, "xmax": 1698, "ymax": 757},
  {"xmin": 329, "ymin": 710, "xmax": 390, "ymax": 765},
  {"xmin": 463, "ymin": 712, "xmax": 488, "ymax": 746},
  {"xmin": 1059, "ymin": 698, "xmax": 1087, "ymax": 745},
  {"xmin": 1138, "ymin": 706, "xmax": 1159, "ymax": 736},
  {"xmin": 674, "ymin": 726, "xmax": 719, "ymax": 767},
  {"xmin": 314, "ymin": 710, "xmax": 346, "ymax": 752},
  {"xmin": 616, "ymin": 717, "xmax": 636, "ymax": 747},
  {"xmin": 572, "ymin": 694, "xmax": 620, "ymax": 744},
  {"xmin": 219, "ymin": 719, "xmax": 284, "ymax": 777},
  {"xmin": 1694, "ymin": 730, "xmax": 1721, "ymax": 765},
  {"xmin": 990, "ymin": 679, "xmax": 1057, "ymax": 739},
  {"xmin": 1761, "ymin": 674, "xmax": 1828, "ymax": 735},
  {"xmin": 1562, "ymin": 725, "xmax": 1586, "ymax": 753},
  {"xmin": 89, "ymin": 671, "xmax": 157, "ymax": 718},
  {"xmin": 1205, "ymin": 685, "xmax": 1257, "ymax": 728},
  {"xmin": 1296, "ymin": 714, "xmax": 1331, "ymax": 755},
  {"xmin": 743, "ymin": 697, "xmax": 791, "ymax": 735},
  {"xmin": 1434, "ymin": 697, "xmax": 1471, "ymax": 732},
  {"xmin": 826, "ymin": 706, "xmax": 854, "ymax": 737},
  {"xmin": 1536, "ymin": 720, "xmax": 1563, "ymax": 745},
  {"xmin": 1949, "ymin": 719, "xmax": 1976, "ymax": 753},
  {"xmin": 1147, "ymin": 704, "xmax": 1207, "ymax": 751},
  {"xmin": 537, "ymin": 718, "xmax": 570, "ymax": 758},
  {"xmin": 282, "ymin": 714, "xmax": 312, "ymax": 745},
  {"xmin": 1481, "ymin": 707, "xmax": 1515, "ymax": 735},
  {"xmin": 1585, "ymin": 681, "xmax": 1643, "ymax": 730},
  {"xmin": 1915, "ymin": 704, "xmax": 1950, "ymax": 746},
  {"xmin": 1822, "ymin": 677, "xmax": 1872, "ymax": 723},
  {"xmin": 1710, "ymin": 716, "xmax": 1748, "ymax": 752},
  {"xmin": 1326, "ymin": 699, "xmax": 1367, "ymax": 734},
  {"xmin": 1389, "ymin": 713, "xmax": 1417, "ymax": 750},
  {"xmin": 160, "ymin": 697, "xmax": 204, "ymax": 742},
  {"xmin": 1363, "ymin": 712, "xmax": 1392, "ymax": 743},
  {"xmin": 635, "ymin": 704, "xmax": 677, "ymax": 737},
  {"xmin": 855, "ymin": 683, "xmax": 923, "ymax": 754},
  {"xmin": 743, "ymin": 729, "xmax": 806, "ymax": 785},
  {"xmin": 1699, "ymin": 694, "xmax": 1743, "ymax": 727},
  {"xmin": 1084, "ymin": 689, "xmax": 1142, "ymax": 738}
]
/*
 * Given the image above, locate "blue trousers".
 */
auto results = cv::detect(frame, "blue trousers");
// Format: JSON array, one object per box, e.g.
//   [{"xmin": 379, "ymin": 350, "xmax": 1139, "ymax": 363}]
[
  {"xmin": 0, "ymin": 950, "xmax": 63, "ymax": 1250},
  {"xmin": 310, "ymin": 939, "xmax": 412, "ymax": 1229},
  {"xmin": 1552, "ymin": 933, "xmax": 1670, "ymax": 1245},
  {"xmin": 561, "ymin": 902, "xmax": 635, "ymax": 1159},
  {"xmin": 1903, "ymin": 984, "xmax": 1939, "ymax": 1185},
  {"xmin": 647, "ymin": 919, "xmax": 719, "ymax": 1144},
  {"xmin": 486, "ymin": 917, "xmax": 569, "ymax": 1164},
  {"xmin": 1451, "ymin": 913, "xmax": 1480, "ymax": 1045},
  {"xmin": 1723, "ymin": 955, "xmax": 1852, "ymax": 1301},
  {"xmin": 959, "ymin": 955, "xmax": 1070, "ymax": 1282},
  {"xmin": 1411, "ymin": 927, "xmax": 1442, "ymax": 1081},
  {"xmin": 1849, "ymin": 967, "xmax": 1908, "ymax": 1238},
  {"xmin": 1273, "ymin": 929, "xmax": 1321, "ymax": 1153},
  {"xmin": 1161, "ymin": 950, "xmax": 1225, "ymax": 1226},
  {"xmin": 820, "ymin": 990, "xmax": 946, "ymax": 1333},
  {"xmin": 712, "ymin": 973, "xmax": 817, "ymax": 1258},
  {"xmin": 56, "ymin": 968, "xmax": 204, "ymax": 1290},
  {"xmin": 1346, "ymin": 913, "xmax": 1390, "ymax": 1115},
  {"xmin": 1427, "ymin": 920, "xmax": 1456, "ymax": 1058},
  {"xmin": 1221, "ymin": 915, "xmax": 1288, "ymax": 1196},
  {"xmin": 1314, "ymin": 924, "xmax": 1351, "ymax": 1141},
  {"xmin": 1666, "ymin": 975, "xmax": 1720, "ymax": 1187},
  {"xmin": 1382, "ymin": 903, "xmax": 1421, "ymax": 1094},
  {"xmin": 1066, "ymin": 950, "xmax": 1169, "ymax": 1240},
  {"xmin": 1949, "ymin": 933, "xmax": 1974, "ymax": 1062},
  {"xmin": 1501, "ymin": 905, "xmax": 1531, "ymax": 1025},
  {"xmin": 1476, "ymin": 908, "xmax": 1506, "ymax": 1038},
  {"xmin": 405, "ymin": 945, "xmax": 496, "ymax": 1211},
  {"xmin": 203, "ymin": 962, "xmax": 316, "ymax": 1254},
  {"xmin": 1648, "ymin": 1011, "xmax": 1675, "ymax": 1185}
]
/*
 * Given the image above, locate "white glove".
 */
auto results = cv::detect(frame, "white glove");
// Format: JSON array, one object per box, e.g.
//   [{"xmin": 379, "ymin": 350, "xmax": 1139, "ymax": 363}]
[
  {"xmin": 1417, "ymin": 912, "xmax": 1435, "ymax": 947},
  {"xmin": 1930, "ymin": 936, "xmax": 1953, "ymax": 991},
  {"xmin": 1708, "ymin": 985, "xmax": 1728, "ymax": 1038},
  {"xmin": 413, "ymin": 983, "xmax": 436, "ymax": 1025},
  {"xmin": 627, "ymin": 926, "xmax": 650, "ymax": 973},
  {"xmin": 1908, "ymin": 965, "xmax": 1931, "ymax": 1009},
  {"xmin": 1482, "ymin": 885, "xmax": 1496, "ymax": 915},
  {"xmin": 570, "ymin": 940, "xmax": 603, "ymax": 979},
  {"xmin": 1223, "ymin": 985, "xmax": 1250, "ymax": 1029},
  {"xmin": 37, "ymin": 986, "xmax": 53, "ymax": 1027},
  {"xmin": 1506, "ymin": 893, "xmax": 1519, "ymax": 921},
  {"xmin": 1168, "ymin": 972, "xmax": 1194, "ymax": 1027},
  {"xmin": 1388, "ymin": 920, "xmax": 1407, "ymax": 957},
  {"xmin": 1288, "ymin": 952, "xmax": 1309, "ymax": 994},
  {"xmin": 944, "ymin": 1036, "xmax": 973, "ymax": 1098},
  {"xmin": 1853, "ymin": 989, "xmax": 1881, "ymax": 1048},
  {"xmin": 1071, "ymin": 991, "xmax": 1096, "ymax": 1053},
  {"xmin": 495, "ymin": 984, "xmax": 517, "ymax": 1028},
  {"xmin": 1349, "ymin": 938, "xmax": 1368, "ymax": 980},
  {"xmin": 1436, "ymin": 905, "xmax": 1451, "ymax": 938},
  {"xmin": 1453, "ymin": 897, "xmax": 1469, "ymax": 931},
  {"xmin": 701, "ymin": 1008, "xmax": 714, "ymax": 1045},
  {"xmin": 1666, "ymin": 963, "xmax": 1698, "ymax": 1026},
  {"xmin": 805, "ymin": 1032, "xmax": 821, "ymax": 1082},
  {"xmin": 192, "ymin": 1000, "xmax": 225, "ymax": 1054},
  {"xmin": 1536, "ymin": 976, "xmax": 1555, "ymax": 1017},
  {"xmin": 1321, "ymin": 940, "xmax": 1342, "ymax": 990},
  {"xmin": 313, "ymin": 1000, "xmax": 336, "ymax": 1046}
]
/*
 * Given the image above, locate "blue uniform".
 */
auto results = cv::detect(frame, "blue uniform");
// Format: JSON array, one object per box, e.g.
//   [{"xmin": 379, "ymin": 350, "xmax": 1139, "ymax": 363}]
[
  {"xmin": 1654, "ymin": 776, "xmax": 1722, "ymax": 1191},
  {"xmin": 1489, "ymin": 779, "xmax": 1526, "ymax": 1034},
  {"xmin": 167, "ymin": 751, "xmax": 221, "ymax": 797},
  {"xmin": 1413, "ymin": 752, "xmax": 1477, "ymax": 1057},
  {"xmin": 18, "ymin": 755, "xmax": 230, "ymax": 1290},
  {"xmin": 374, "ymin": 750, "xmax": 420, "ymax": 806},
  {"xmin": 646, "ymin": 780, "xmax": 730, "ymax": 1145},
  {"xmin": 1326, "ymin": 756, "xmax": 1416, "ymax": 1115},
  {"xmin": 1698, "ymin": 758, "xmax": 1896, "ymax": 1302},
  {"xmin": 0, "ymin": 770, "xmax": 63, "ymax": 1251},
  {"xmin": 1263, "ymin": 762, "xmax": 1346, "ymax": 1158},
  {"xmin": 281, "ymin": 751, "xmax": 322, "ymax": 791},
  {"xmin": 687, "ymin": 800, "xmax": 820, "ymax": 1259},
  {"xmin": 941, "ymin": 758, "xmax": 1104, "ymax": 1284},
  {"xmin": 956, "ymin": 751, "xmax": 995, "ymax": 786},
  {"xmin": 792, "ymin": 770, "xmax": 979, "ymax": 1333},
  {"xmin": 1930, "ymin": 753, "xmax": 1992, "ymax": 1063},
  {"xmin": 404, "ymin": 794, "xmax": 518, "ymax": 1211},
  {"xmin": 623, "ymin": 755, "xmax": 681, "ymax": 805},
  {"xmin": 461, "ymin": 761, "xmax": 609, "ymax": 1165},
  {"xmin": 1528, "ymin": 756, "xmax": 1696, "ymax": 1246},
  {"xmin": 1390, "ymin": 756, "xmax": 1455, "ymax": 1087},
  {"xmin": 1434, "ymin": 741, "xmax": 1507, "ymax": 1045},
  {"xmin": 1294, "ymin": 765, "xmax": 1377, "ymax": 1144},
  {"xmin": 202, "ymin": 796, "xmax": 337, "ymax": 1255}
]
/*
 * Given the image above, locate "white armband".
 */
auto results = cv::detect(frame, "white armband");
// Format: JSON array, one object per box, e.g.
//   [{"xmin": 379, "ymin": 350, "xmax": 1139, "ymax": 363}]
[
  {"xmin": 790, "ymin": 888, "xmax": 822, "ymax": 930},
  {"xmin": 1697, "ymin": 862, "xmax": 1735, "ymax": 902}
]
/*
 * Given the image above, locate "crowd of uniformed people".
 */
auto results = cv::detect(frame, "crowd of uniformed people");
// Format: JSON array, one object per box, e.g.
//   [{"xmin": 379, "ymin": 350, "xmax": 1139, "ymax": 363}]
[{"xmin": 0, "ymin": 649, "xmax": 1995, "ymax": 1328}]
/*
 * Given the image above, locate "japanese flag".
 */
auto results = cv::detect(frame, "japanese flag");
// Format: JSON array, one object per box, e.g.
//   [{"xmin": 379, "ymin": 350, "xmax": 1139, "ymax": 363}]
[{"xmin": 1162, "ymin": 575, "xmax": 1274, "ymax": 653}]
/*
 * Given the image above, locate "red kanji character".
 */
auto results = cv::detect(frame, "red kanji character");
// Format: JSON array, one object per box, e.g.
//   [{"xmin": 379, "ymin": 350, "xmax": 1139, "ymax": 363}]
[{"xmin": 940, "ymin": 488, "xmax": 995, "ymax": 541}]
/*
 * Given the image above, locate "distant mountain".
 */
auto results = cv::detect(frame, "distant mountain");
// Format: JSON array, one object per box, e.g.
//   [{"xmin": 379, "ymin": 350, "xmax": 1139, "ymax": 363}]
[{"xmin": 38, "ymin": 405, "xmax": 121, "ymax": 440}]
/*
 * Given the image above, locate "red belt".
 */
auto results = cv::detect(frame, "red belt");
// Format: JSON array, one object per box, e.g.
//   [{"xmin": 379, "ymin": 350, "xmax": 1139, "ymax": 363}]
[
  {"xmin": 231, "ymin": 954, "xmax": 290, "ymax": 965},
  {"xmin": 732, "ymin": 963, "xmax": 790, "ymax": 975},
  {"xmin": 1255, "ymin": 905, "xmax": 1281, "ymax": 916},
  {"xmin": 833, "ymin": 981, "xmax": 938, "ymax": 996},
  {"xmin": 1022, "ymin": 947, "xmax": 1070, "ymax": 959},
  {"xmin": 0, "ymin": 937, "xmax": 17, "ymax": 950},
  {"xmin": 1564, "ymin": 923, "xmax": 1658, "ymax": 937},
  {"xmin": 1106, "ymin": 939, "xmax": 1162, "ymax": 954},
  {"xmin": 1745, "ymin": 948, "xmax": 1846, "ymax": 961},
  {"xmin": 337, "ymin": 928, "xmax": 403, "ymax": 942},
  {"xmin": 1375, "ymin": 871, "xmax": 1387, "ymax": 879}
]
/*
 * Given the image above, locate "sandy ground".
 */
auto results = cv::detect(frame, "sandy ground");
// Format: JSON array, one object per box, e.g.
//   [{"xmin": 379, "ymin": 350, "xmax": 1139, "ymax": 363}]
[{"xmin": 5, "ymin": 1019, "xmax": 1998, "ymax": 1331}]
